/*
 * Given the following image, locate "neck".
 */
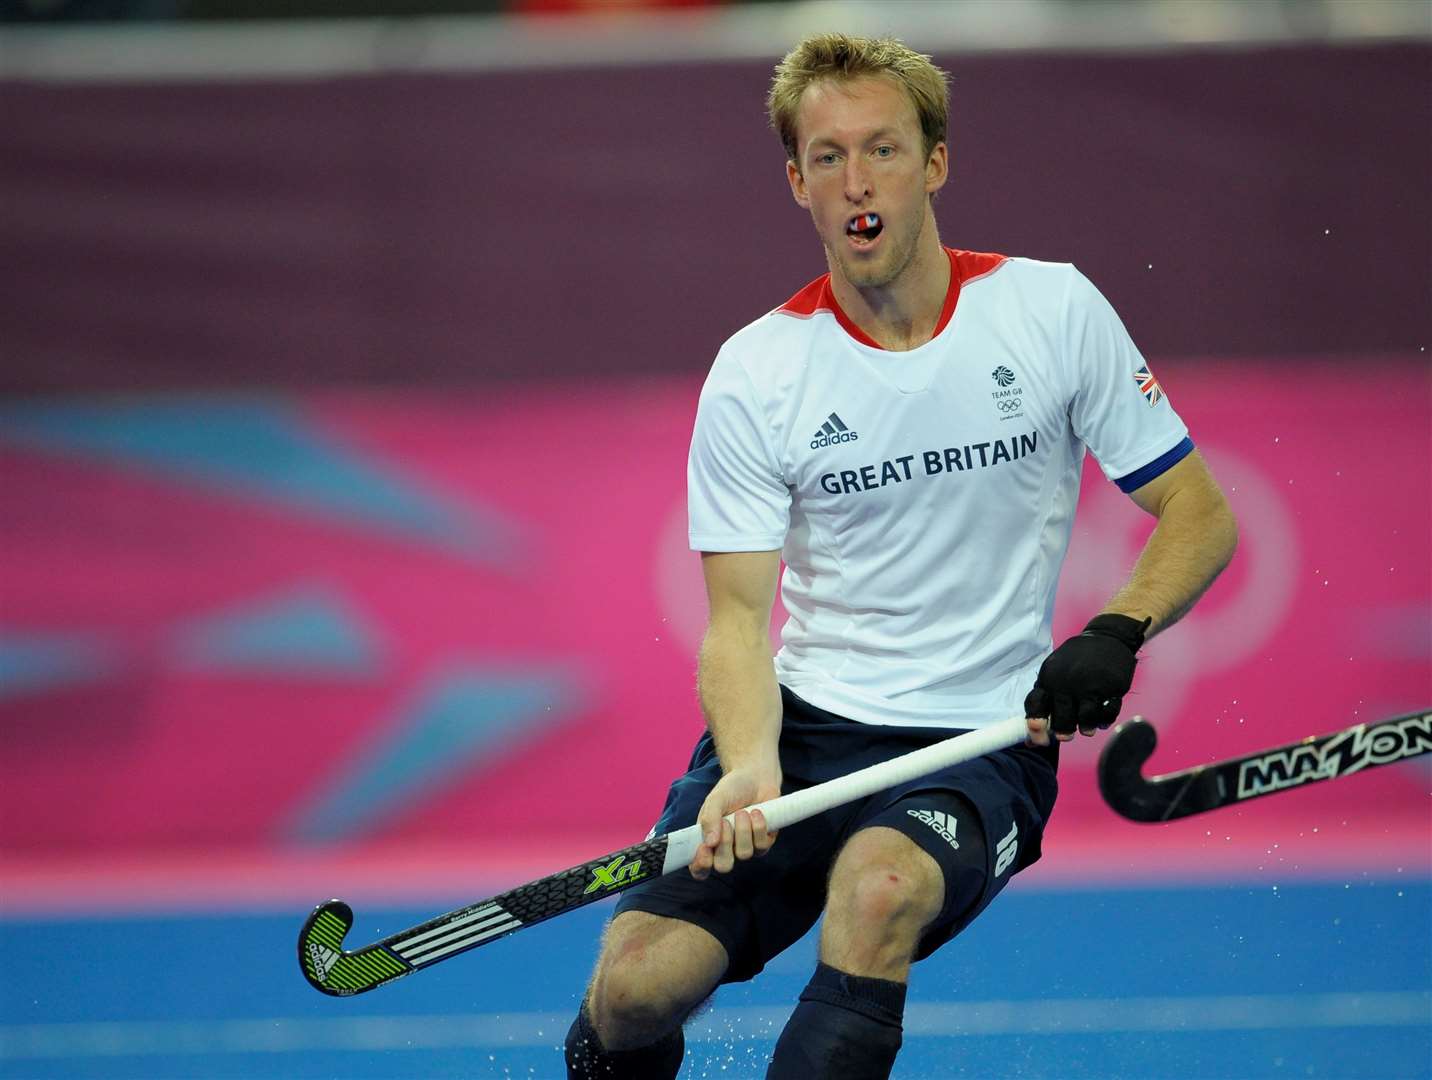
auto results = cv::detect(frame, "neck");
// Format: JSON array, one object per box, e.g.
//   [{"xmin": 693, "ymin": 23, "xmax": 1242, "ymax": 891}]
[{"xmin": 827, "ymin": 214, "xmax": 949, "ymax": 352}]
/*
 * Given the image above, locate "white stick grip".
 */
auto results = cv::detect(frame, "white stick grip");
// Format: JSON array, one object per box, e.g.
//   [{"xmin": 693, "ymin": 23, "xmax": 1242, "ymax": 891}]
[{"xmin": 659, "ymin": 715, "xmax": 1029, "ymax": 874}]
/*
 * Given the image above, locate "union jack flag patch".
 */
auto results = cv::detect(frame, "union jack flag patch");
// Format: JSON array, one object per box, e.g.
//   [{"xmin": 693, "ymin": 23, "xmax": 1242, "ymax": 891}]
[{"xmin": 1133, "ymin": 364, "xmax": 1166, "ymax": 407}]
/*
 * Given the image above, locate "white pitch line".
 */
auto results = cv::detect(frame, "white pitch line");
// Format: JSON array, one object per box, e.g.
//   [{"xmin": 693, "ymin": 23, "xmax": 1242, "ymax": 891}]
[{"xmin": 1, "ymin": 992, "xmax": 1427, "ymax": 1060}]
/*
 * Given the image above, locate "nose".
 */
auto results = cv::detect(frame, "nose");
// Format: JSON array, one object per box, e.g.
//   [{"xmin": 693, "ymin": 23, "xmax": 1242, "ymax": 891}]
[{"xmin": 843, "ymin": 158, "xmax": 872, "ymax": 203}]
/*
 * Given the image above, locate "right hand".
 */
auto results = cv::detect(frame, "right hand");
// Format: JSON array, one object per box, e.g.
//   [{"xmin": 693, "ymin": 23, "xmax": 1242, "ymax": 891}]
[
  {"xmin": 1024, "ymin": 613, "xmax": 1149, "ymax": 739},
  {"xmin": 689, "ymin": 765, "xmax": 782, "ymax": 880}
]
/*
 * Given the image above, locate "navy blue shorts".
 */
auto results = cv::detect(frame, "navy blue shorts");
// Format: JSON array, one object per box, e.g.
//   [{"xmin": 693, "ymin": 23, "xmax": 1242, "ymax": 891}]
[{"xmin": 613, "ymin": 687, "xmax": 1059, "ymax": 983}]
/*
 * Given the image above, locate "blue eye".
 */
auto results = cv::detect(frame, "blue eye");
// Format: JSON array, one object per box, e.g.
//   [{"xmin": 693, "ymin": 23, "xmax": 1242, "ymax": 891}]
[{"xmin": 875, "ymin": 145, "xmax": 894, "ymax": 158}]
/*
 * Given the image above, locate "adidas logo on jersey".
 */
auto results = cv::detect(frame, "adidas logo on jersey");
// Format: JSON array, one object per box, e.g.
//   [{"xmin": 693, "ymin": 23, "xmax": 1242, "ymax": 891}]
[
  {"xmin": 907, "ymin": 808, "xmax": 960, "ymax": 850},
  {"xmin": 811, "ymin": 412, "xmax": 859, "ymax": 449}
]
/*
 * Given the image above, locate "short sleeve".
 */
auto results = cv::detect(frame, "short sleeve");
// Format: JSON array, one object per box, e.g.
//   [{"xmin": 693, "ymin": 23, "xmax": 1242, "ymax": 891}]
[
  {"xmin": 1063, "ymin": 267, "xmax": 1193, "ymax": 492},
  {"xmin": 687, "ymin": 351, "xmax": 791, "ymax": 552}
]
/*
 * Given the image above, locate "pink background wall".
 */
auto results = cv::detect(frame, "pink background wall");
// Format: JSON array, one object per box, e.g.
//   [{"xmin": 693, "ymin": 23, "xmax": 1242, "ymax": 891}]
[{"xmin": 2, "ymin": 359, "xmax": 1426, "ymax": 908}]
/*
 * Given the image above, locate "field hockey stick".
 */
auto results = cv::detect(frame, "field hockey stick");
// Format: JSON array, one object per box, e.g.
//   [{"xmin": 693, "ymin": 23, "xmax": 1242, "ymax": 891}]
[
  {"xmin": 298, "ymin": 714, "xmax": 1029, "ymax": 996},
  {"xmin": 1098, "ymin": 708, "xmax": 1431, "ymax": 823}
]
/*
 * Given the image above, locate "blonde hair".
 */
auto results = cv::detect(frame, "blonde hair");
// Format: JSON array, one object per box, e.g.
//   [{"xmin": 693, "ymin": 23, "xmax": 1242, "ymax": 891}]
[{"xmin": 768, "ymin": 33, "xmax": 950, "ymax": 166}]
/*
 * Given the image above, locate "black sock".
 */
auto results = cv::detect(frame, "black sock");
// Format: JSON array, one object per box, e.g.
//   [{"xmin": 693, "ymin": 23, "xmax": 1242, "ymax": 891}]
[
  {"xmin": 766, "ymin": 962, "xmax": 907, "ymax": 1080},
  {"xmin": 564, "ymin": 999, "xmax": 685, "ymax": 1080}
]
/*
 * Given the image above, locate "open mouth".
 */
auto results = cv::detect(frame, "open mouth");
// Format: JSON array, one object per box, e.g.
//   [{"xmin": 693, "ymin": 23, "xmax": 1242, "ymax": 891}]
[{"xmin": 845, "ymin": 212, "xmax": 883, "ymax": 246}]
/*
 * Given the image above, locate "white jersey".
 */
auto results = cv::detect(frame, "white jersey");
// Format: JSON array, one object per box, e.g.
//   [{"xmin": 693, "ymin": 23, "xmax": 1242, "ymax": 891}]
[{"xmin": 688, "ymin": 248, "xmax": 1192, "ymax": 729}]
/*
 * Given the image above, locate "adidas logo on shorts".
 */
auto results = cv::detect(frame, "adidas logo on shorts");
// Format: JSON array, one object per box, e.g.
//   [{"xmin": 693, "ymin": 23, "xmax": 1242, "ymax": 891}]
[{"xmin": 906, "ymin": 808, "xmax": 960, "ymax": 850}]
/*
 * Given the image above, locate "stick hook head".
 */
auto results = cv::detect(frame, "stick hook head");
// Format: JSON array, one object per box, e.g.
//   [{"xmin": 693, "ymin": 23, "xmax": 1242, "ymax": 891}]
[
  {"xmin": 298, "ymin": 899, "xmax": 355, "ymax": 996},
  {"xmin": 1097, "ymin": 715, "xmax": 1162, "ymax": 822}
]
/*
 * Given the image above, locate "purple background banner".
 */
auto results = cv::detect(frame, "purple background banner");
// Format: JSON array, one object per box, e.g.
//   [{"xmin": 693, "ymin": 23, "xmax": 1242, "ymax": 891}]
[{"xmin": 2, "ymin": 42, "xmax": 1429, "ymax": 395}]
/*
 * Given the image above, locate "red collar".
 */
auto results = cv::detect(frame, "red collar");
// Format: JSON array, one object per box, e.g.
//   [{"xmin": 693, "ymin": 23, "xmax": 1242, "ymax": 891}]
[{"xmin": 776, "ymin": 247, "xmax": 1008, "ymax": 350}]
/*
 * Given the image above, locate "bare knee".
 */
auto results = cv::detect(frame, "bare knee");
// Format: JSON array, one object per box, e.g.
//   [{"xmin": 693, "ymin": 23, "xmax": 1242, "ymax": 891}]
[
  {"xmin": 821, "ymin": 828, "xmax": 944, "ymax": 979},
  {"xmin": 845, "ymin": 862, "xmax": 942, "ymax": 927},
  {"xmin": 587, "ymin": 912, "xmax": 726, "ymax": 1050}
]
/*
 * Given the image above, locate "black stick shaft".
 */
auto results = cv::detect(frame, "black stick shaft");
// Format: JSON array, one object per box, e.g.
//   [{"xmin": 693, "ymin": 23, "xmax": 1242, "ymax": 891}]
[
  {"xmin": 1098, "ymin": 708, "xmax": 1432, "ymax": 823},
  {"xmin": 299, "ymin": 832, "xmax": 672, "ymax": 996}
]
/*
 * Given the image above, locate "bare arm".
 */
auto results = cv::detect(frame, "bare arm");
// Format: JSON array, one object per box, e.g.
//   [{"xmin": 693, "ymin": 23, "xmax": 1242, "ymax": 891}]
[
  {"xmin": 688, "ymin": 549, "xmax": 784, "ymax": 879},
  {"xmin": 1103, "ymin": 449, "xmax": 1239, "ymax": 637},
  {"xmin": 697, "ymin": 550, "xmax": 783, "ymax": 770},
  {"xmin": 1028, "ymin": 449, "xmax": 1238, "ymax": 744}
]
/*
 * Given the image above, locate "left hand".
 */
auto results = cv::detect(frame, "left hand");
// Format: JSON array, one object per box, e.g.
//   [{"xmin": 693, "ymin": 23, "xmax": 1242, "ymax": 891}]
[
  {"xmin": 1025, "ymin": 614, "xmax": 1151, "ymax": 743},
  {"xmin": 689, "ymin": 764, "xmax": 782, "ymax": 880}
]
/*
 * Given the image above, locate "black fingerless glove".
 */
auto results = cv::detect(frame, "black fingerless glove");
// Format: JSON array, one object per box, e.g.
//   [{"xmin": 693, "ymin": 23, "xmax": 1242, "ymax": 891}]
[{"xmin": 1024, "ymin": 614, "xmax": 1151, "ymax": 736}]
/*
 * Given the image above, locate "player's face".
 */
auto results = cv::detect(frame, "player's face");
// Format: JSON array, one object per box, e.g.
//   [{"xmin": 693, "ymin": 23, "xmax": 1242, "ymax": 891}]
[{"xmin": 787, "ymin": 75, "xmax": 948, "ymax": 291}]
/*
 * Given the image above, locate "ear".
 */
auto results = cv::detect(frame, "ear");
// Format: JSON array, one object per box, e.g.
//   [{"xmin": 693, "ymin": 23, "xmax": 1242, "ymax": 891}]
[
  {"xmin": 786, "ymin": 159, "xmax": 811, "ymax": 209},
  {"xmin": 925, "ymin": 141, "xmax": 949, "ymax": 195}
]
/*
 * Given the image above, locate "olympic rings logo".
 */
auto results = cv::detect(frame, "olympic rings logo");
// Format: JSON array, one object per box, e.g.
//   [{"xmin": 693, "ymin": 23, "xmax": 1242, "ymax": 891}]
[{"xmin": 996, "ymin": 399, "xmax": 1023, "ymax": 413}]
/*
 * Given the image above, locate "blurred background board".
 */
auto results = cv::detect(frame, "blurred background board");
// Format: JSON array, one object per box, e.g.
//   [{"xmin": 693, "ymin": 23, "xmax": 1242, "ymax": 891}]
[
  {"xmin": 1, "ymin": 366, "xmax": 1426, "ymax": 900},
  {"xmin": 1, "ymin": 2, "xmax": 1429, "ymax": 1078}
]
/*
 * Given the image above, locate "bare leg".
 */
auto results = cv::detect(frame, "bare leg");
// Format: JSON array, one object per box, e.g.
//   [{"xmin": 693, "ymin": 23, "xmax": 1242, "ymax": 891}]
[
  {"xmin": 566, "ymin": 910, "xmax": 728, "ymax": 1079},
  {"xmin": 587, "ymin": 910, "xmax": 728, "ymax": 1046},
  {"xmin": 819, "ymin": 825, "xmax": 944, "ymax": 980},
  {"xmin": 767, "ymin": 826, "xmax": 946, "ymax": 1080}
]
